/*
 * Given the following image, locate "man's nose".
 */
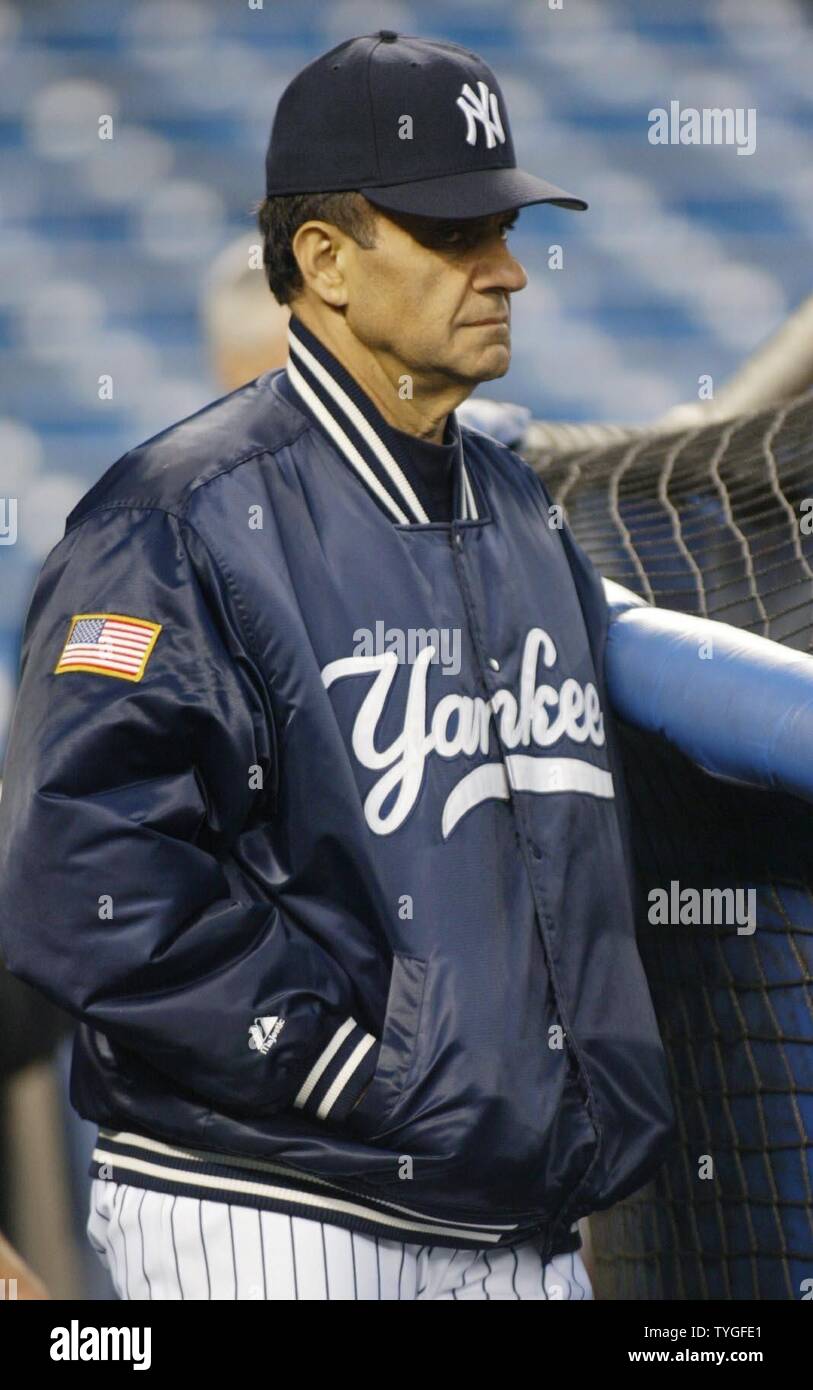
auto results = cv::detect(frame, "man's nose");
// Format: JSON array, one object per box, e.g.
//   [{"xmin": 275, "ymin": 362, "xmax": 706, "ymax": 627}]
[{"xmin": 472, "ymin": 242, "xmax": 528, "ymax": 296}]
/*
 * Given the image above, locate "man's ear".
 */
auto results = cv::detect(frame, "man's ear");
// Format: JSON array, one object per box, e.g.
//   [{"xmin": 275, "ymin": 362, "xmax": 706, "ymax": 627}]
[{"xmin": 291, "ymin": 221, "xmax": 348, "ymax": 308}]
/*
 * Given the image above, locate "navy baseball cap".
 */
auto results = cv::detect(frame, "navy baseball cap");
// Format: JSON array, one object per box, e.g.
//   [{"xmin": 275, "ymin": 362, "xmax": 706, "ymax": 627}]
[{"xmin": 265, "ymin": 31, "xmax": 587, "ymax": 219}]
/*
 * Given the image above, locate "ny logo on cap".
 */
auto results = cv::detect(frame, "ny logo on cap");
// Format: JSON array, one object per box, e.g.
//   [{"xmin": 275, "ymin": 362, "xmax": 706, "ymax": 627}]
[{"xmin": 456, "ymin": 81, "xmax": 506, "ymax": 150}]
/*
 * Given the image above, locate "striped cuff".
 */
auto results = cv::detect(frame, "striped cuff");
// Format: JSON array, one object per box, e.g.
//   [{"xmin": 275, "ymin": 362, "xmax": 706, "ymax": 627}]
[{"xmin": 293, "ymin": 1017, "xmax": 380, "ymax": 1124}]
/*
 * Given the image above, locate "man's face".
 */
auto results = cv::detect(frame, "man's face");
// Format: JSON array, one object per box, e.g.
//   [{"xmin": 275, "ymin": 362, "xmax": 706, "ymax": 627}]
[{"xmin": 339, "ymin": 206, "xmax": 528, "ymax": 391}]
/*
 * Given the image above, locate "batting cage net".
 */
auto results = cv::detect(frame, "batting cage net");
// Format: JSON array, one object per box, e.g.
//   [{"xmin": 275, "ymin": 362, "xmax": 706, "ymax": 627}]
[{"xmin": 526, "ymin": 382, "xmax": 813, "ymax": 1300}]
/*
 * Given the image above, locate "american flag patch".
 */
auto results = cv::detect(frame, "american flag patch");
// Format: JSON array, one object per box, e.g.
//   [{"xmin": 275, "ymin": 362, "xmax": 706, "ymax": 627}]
[{"xmin": 54, "ymin": 613, "xmax": 162, "ymax": 682}]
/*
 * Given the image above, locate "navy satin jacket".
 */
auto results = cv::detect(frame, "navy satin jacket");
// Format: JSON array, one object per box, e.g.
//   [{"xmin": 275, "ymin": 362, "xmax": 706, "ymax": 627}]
[{"xmin": 0, "ymin": 318, "xmax": 675, "ymax": 1255}]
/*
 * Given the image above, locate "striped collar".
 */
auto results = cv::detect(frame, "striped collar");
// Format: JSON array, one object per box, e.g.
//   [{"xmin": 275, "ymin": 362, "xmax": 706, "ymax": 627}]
[{"xmin": 283, "ymin": 316, "xmax": 480, "ymax": 526}]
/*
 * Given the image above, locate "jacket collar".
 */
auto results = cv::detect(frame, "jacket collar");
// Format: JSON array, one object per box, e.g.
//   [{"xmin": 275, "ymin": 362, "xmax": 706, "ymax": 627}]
[{"xmin": 284, "ymin": 316, "xmax": 480, "ymax": 526}]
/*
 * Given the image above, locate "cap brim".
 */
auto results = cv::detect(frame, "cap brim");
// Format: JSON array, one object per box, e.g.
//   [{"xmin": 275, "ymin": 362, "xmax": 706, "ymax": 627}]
[{"xmin": 360, "ymin": 166, "xmax": 587, "ymax": 219}]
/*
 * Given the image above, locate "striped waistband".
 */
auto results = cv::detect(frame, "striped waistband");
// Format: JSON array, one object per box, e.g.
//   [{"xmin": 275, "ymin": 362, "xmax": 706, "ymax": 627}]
[{"xmin": 90, "ymin": 1129, "xmax": 580, "ymax": 1254}]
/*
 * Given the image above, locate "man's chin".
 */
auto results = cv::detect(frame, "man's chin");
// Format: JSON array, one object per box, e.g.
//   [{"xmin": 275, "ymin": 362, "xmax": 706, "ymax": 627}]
[
  {"xmin": 472, "ymin": 344, "xmax": 512, "ymax": 384},
  {"xmin": 426, "ymin": 343, "xmax": 512, "ymax": 393}
]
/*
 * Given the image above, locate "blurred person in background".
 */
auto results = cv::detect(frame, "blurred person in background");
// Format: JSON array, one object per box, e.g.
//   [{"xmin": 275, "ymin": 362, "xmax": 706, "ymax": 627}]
[
  {"xmin": 0, "ymin": 967, "xmax": 66, "ymax": 1298},
  {"xmin": 0, "ymin": 1230, "xmax": 49, "ymax": 1300},
  {"xmin": 202, "ymin": 233, "xmax": 290, "ymax": 391}
]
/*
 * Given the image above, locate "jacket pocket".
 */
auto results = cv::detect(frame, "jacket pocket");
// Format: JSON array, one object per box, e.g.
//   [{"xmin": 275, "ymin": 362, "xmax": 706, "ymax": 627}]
[{"xmin": 346, "ymin": 953, "xmax": 428, "ymax": 1140}]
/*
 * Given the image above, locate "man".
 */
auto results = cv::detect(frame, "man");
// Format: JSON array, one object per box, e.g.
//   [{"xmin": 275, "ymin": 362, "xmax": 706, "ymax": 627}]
[{"xmin": 0, "ymin": 32, "xmax": 674, "ymax": 1300}]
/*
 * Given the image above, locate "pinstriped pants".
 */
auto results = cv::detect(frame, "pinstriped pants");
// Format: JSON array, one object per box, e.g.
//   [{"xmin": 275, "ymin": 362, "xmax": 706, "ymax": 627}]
[{"xmin": 88, "ymin": 1179, "xmax": 593, "ymax": 1301}]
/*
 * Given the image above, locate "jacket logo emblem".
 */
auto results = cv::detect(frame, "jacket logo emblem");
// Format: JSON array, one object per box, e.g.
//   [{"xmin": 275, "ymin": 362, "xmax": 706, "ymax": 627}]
[
  {"xmin": 456, "ymin": 81, "xmax": 506, "ymax": 149},
  {"xmin": 248, "ymin": 1016, "xmax": 285, "ymax": 1054},
  {"xmin": 322, "ymin": 627, "xmax": 613, "ymax": 839}
]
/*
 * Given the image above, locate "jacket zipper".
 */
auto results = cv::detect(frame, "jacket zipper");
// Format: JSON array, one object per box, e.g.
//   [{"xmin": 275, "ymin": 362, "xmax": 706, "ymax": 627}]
[{"xmin": 450, "ymin": 522, "xmax": 602, "ymax": 1249}]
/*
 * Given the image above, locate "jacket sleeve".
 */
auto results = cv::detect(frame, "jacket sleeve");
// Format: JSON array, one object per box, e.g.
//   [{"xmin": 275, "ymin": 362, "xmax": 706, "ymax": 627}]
[{"xmin": 0, "ymin": 504, "xmax": 379, "ymax": 1124}]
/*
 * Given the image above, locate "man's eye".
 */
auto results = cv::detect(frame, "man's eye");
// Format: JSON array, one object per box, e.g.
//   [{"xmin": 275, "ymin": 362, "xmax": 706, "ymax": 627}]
[{"xmin": 428, "ymin": 218, "xmax": 515, "ymax": 249}]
